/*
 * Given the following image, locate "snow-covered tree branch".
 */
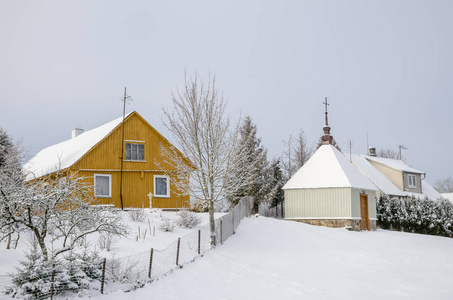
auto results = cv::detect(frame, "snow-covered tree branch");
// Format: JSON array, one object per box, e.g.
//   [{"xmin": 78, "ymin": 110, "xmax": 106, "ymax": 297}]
[
  {"xmin": 159, "ymin": 72, "xmax": 256, "ymax": 246},
  {"xmin": 0, "ymin": 128, "xmax": 128, "ymax": 261}
]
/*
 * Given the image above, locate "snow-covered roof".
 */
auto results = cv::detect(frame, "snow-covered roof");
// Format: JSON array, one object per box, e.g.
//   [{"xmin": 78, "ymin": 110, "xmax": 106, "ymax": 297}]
[
  {"xmin": 404, "ymin": 180, "xmax": 441, "ymax": 200},
  {"xmin": 349, "ymin": 154, "xmax": 406, "ymax": 197},
  {"xmin": 24, "ymin": 112, "xmax": 133, "ymax": 179},
  {"xmin": 283, "ymin": 144, "xmax": 377, "ymax": 191},
  {"xmin": 441, "ymin": 193, "xmax": 453, "ymax": 203},
  {"xmin": 349, "ymin": 154, "xmax": 440, "ymax": 201},
  {"xmin": 365, "ymin": 156, "xmax": 425, "ymax": 174}
]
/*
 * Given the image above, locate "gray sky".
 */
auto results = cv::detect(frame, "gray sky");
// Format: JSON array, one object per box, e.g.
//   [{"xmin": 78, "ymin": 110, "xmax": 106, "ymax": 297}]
[{"xmin": 1, "ymin": 0, "xmax": 452, "ymax": 185}]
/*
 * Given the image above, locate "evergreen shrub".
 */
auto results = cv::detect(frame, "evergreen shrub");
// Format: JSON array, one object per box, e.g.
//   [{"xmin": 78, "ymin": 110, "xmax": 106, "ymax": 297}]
[{"xmin": 377, "ymin": 195, "xmax": 453, "ymax": 237}]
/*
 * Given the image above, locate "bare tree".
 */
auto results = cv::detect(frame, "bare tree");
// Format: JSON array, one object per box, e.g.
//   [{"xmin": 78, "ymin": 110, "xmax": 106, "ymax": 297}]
[
  {"xmin": 293, "ymin": 130, "xmax": 312, "ymax": 171},
  {"xmin": 282, "ymin": 130, "xmax": 313, "ymax": 179},
  {"xmin": 160, "ymin": 73, "xmax": 256, "ymax": 246},
  {"xmin": 0, "ymin": 128, "xmax": 128, "ymax": 260},
  {"xmin": 377, "ymin": 148, "xmax": 405, "ymax": 161},
  {"xmin": 435, "ymin": 176, "xmax": 453, "ymax": 193},
  {"xmin": 0, "ymin": 128, "xmax": 24, "ymax": 249},
  {"xmin": 0, "ymin": 171, "xmax": 128, "ymax": 261},
  {"xmin": 281, "ymin": 135, "xmax": 295, "ymax": 179}
]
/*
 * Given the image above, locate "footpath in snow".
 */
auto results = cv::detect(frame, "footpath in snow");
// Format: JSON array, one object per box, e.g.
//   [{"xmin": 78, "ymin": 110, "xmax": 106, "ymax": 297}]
[{"xmin": 95, "ymin": 217, "xmax": 453, "ymax": 300}]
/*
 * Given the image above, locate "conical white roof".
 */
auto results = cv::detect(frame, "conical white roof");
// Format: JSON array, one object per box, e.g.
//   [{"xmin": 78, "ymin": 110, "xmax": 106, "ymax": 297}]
[{"xmin": 283, "ymin": 144, "xmax": 377, "ymax": 190}]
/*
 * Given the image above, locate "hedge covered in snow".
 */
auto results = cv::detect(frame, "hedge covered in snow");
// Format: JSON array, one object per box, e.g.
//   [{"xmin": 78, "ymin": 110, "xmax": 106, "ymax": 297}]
[{"xmin": 377, "ymin": 196, "xmax": 453, "ymax": 237}]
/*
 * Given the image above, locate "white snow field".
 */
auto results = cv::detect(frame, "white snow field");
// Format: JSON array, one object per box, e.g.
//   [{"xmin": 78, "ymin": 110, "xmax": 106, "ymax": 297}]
[{"xmin": 95, "ymin": 217, "xmax": 453, "ymax": 300}]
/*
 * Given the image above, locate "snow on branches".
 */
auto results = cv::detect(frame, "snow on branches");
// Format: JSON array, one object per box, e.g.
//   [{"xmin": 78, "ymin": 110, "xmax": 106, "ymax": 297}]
[
  {"xmin": 159, "ymin": 72, "xmax": 258, "ymax": 246},
  {"xmin": 377, "ymin": 195, "xmax": 453, "ymax": 237},
  {"xmin": 0, "ymin": 129, "xmax": 128, "ymax": 261}
]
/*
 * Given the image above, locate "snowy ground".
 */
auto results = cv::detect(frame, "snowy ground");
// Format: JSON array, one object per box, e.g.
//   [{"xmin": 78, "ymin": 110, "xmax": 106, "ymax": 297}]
[
  {"xmin": 0, "ymin": 209, "xmax": 223, "ymax": 278},
  {"xmin": 93, "ymin": 217, "xmax": 453, "ymax": 300}
]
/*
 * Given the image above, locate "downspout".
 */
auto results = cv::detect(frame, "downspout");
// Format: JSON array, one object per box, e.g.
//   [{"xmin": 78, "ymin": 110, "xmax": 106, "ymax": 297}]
[{"xmin": 119, "ymin": 87, "xmax": 127, "ymax": 210}]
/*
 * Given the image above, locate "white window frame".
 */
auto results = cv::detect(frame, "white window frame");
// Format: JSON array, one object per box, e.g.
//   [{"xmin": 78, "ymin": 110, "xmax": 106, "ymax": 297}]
[
  {"xmin": 408, "ymin": 174, "xmax": 417, "ymax": 188},
  {"xmin": 124, "ymin": 142, "xmax": 145, "ymax": 162},
  {"xmin": 94, "ymin": 174, "xmax": 112, "ymax": 198},
  {"xmin": 154, "ymin": 175, "xmax": 170, "ymax": 198}
]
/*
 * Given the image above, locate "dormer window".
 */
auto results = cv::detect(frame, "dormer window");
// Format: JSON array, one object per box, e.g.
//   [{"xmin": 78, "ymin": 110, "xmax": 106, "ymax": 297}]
[
  {"xmin": 125, "ymin": 143, "xmax": 145, "ymax": 161},
  {"xmin": 408, "ymin": 174, "xmax": 417, "ymax": 188}
]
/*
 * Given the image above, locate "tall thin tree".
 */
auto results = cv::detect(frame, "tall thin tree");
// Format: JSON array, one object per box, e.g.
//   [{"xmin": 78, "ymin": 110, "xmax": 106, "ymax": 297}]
[{"xmin": 159, "ymin": 72, "xmax": 256, "ymax": 246}]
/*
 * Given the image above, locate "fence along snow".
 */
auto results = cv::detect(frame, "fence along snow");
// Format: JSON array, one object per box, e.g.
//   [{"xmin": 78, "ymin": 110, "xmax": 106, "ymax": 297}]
[
  {"xmin": 0, "ymin": 197, "xmax": 253, "ymax": 299},
  {"xmin": 100, "ymin": 196, "xmax": 253, "ymax": 295}
]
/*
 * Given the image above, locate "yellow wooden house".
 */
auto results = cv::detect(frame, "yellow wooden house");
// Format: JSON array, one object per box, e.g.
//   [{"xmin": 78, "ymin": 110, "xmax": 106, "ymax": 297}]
[{"xmin": 23, "ymin": 111, "xmax": 190, "ymax": 209}]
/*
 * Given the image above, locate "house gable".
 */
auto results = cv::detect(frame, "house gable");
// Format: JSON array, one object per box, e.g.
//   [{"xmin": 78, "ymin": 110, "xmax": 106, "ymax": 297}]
[
  {"xmin": 353, "ymin": 154, "xmax": 440, "ymax": 200},
  {"xmin": 72, "ymin": 111, "xmax": 178, "ymax": 172},
  {"xmin": 366, "ymin": 158, "xmax": 424, "ymax": 194},
  {"xmin": 367, "ymin": 160, "xmax": 405, "ymax": 191},
  {"xmin": 24, "ymin": 111, "xmax": 190, "ymax": 209}
]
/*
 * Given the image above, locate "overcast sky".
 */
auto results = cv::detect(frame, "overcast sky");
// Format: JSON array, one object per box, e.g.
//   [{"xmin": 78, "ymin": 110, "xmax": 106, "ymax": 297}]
[{"xmin": 1, "ymin": 0, "xmax": 452, "ymax": 185}]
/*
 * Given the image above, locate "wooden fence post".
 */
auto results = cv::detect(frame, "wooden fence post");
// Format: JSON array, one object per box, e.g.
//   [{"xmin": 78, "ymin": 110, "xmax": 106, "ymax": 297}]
[
  {"xmin": 148, "ymin": 248, "xmax": 154, "ymax": 279},
  {"xmin": 220, "ymin": 219, "xmax": 223, "ymax": 245},
  {"xmin": 232, "ymin": 210, "xmax": 235, "ymax": 234},
  {"xmin": 176, "ymin": 237, "xmax": 181, "ymax": 266},
  {"xmin": 50, "ymin": 263, "xmax": 56, "ymax": 300},
  {"xmin": 198, "ymin": 230, "xmax": 201, "ymax": 255},
  {"xmin": 101, "ymin": 258, "xmax": 106, "ymax": 294}
]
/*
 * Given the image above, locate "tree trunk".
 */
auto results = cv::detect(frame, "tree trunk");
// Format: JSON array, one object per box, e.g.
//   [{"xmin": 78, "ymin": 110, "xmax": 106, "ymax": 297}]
[
  {"xmin": 252, "ymin": 197, "xmax": 259, "ymax": 214},
  {"xmin": 6, "ymin": 233, "xmax": 11, "ymax": 250},
  {"xmin": 209, "ymin": 200, "xmax": 216, "ymax": 247},
  {"xmin": 34, "ymin": 230, "xmax": 49, "ymax": 261}
]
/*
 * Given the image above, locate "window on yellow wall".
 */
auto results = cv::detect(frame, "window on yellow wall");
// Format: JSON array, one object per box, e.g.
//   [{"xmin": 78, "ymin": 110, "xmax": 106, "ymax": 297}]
[
  {"xmin": 125, "ymin": 143, "xmax": 144, "ymax": 161},
  {"xmin": 154, "ymin": 175, "xmax": 170, "ymax": 198},
  {"xmin": 95, "ymin": 174, "xmax": 111, "ymax": 197}
]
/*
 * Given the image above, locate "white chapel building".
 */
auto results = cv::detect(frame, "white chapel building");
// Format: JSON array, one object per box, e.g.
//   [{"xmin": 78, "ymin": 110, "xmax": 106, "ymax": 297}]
[{"xmin": 283, "ymin": 106, "xmax": 378, "ymax": 230}]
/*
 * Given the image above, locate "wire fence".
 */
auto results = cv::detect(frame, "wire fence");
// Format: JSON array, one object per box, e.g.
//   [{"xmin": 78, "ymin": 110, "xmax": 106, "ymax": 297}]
[{"xmin": 0, "ymin": 197, "xmax": 254, "ymax": 299}]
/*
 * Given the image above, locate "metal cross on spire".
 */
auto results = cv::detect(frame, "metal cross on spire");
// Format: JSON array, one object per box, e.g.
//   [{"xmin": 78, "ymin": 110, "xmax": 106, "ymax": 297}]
[{"xmin": 323, "ymin": 97, "xmax": 329, "ymax": 126}]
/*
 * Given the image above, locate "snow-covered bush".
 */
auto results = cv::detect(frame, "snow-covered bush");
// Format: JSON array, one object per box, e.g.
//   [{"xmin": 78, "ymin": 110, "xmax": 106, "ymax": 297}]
[
  {"xmin": 128, "ymin": 208, "xmax": 147, "ymax": 222},
  {"xmin": 97, "ymin": 232, "xmax": 119, "ymax": 252},
  {"xmin": 6, "ymin": 241, "xmax": 58, "ymax": 299},
  {"xmin": 377, "ymin": 196, "xmax": 453, "ymax": 237},
  {"xmin": 176, "ymin": 210, "xmax": 202, "ymax": 228},
  {"xmin": 77, "ymin": 243, "xmax": 103, "ymax": 282},
  {"xmin": 105, "ymin": 255, "xmax": 141, "ymax": 283},
  {"xmin": 159, "ymin": 217, "xmax": 175, "ymax": 232},
  {"xmin": 6, "ymin": 239, "xmax": 104, "ymax": 299},
  {"xmin": 191, "ymin": 198, "xmax": 209, "ymax": 213}
]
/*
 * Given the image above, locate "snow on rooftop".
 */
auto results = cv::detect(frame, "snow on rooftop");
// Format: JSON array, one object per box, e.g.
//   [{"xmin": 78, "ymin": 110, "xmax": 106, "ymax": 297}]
[
  {"xmin": 350, "ymin": 154, "xmax": 440, "ymax": 201},
  {"xmin": 24, "ymin": 112, "xmax": 133, "ymax": 179},
  {"xmin": 350, "ymin": 154, "xmax": 406, "ymax": 197},
  {"xmin": 441, "ymin": 193, "xmax": 453, "ymax": 203},
  {"xmin": 404, "ymin": 180, "xmax": 441, "ymax": 201},
  {"xmin": 283, "ymin": 144, "xmax": 377, "ymax": 191},
  {"xmin": 365, "ymin": 156, "xmax": 425, "ymax": 174}
]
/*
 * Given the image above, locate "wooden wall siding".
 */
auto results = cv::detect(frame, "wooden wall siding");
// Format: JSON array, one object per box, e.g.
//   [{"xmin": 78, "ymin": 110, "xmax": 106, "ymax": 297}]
[
  {"xmin": 73, "ymin": 113, "xmax": 176, "ymax": 171},
  {"xmin": 368, "ymin": 161, "xmax": 404, "ymax": 191},
  {"xmin": 351, "ymin": 188, "xmax": 377, "ymax": 219},
  {"xmin": 284, "ymin": 188, "xmax": 353, "ymax": 219},
  {"xmin": 70, "ymin": 112, "xmax": 189, "ymax": 209},
  {"xmin": 75, "ymin": 170, "xmax": 189, "ymax": 208}
]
